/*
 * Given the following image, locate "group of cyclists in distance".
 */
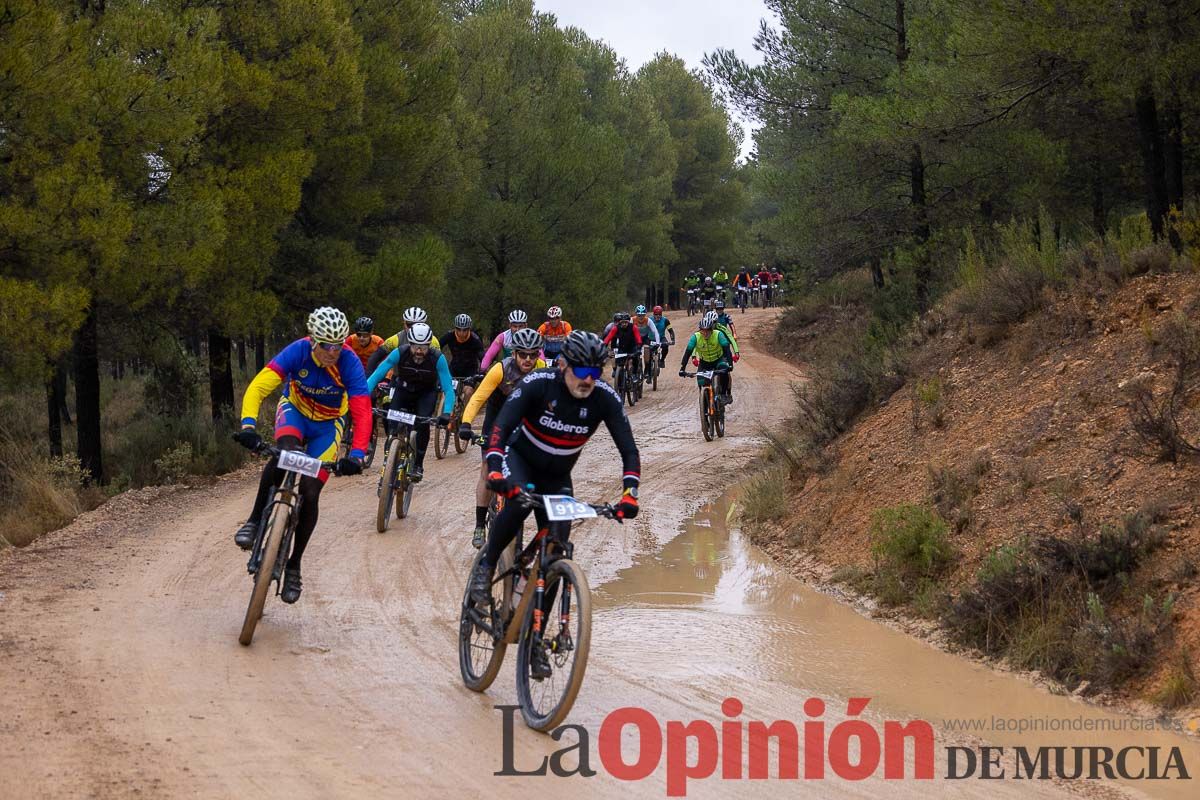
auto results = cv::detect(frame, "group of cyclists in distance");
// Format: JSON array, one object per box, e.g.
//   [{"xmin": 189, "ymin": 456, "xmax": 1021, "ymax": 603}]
[
  {"xmin": 683, "ymin": 264, "xmax": 785, "ymax": 314},
  {"xmin": 229, "ymin": 271, "xmax": 768, "ymax": 639}
]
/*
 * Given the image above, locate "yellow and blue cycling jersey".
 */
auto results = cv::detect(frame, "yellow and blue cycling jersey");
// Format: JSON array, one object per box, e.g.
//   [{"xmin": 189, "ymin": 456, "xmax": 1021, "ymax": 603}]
[{"xmin": 241, "ymin": 337, "xmax": 371, "ymax": 426}]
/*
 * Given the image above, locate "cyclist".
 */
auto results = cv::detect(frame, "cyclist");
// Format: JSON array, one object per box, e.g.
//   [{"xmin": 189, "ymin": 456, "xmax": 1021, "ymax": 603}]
[
  {"xmin": 632, "ymin": 304, "xmax": 662, "ymax": 378},
  {"xmin": 698, "ymin": 276, "xmax": 718, "ymax": 309},
  {"xmin": 468, "ymin": 331, "xmax": 640, "ymax": 678},
  {"xmin": 650, "ymin": 305, "xmax": 675, "ymax": 366},
  {"xmin": 602, "ymin": 311, "xmax": 644, "ymax": 388},
  {"xmin": 771, "ymin": 268, "xmax": 785, "ymax": 301},
  {"xmin": 232, "ymin": 307, "xmax": 368, "ymax": 604},
  {"xmin": 346, "ymin": 316, "xmax": 384, "ymax": 370},
  {"xmin": 678, "ymin": 310, "xmax": 734, "ymax": 406},
  {"xmin": 537, "ymin": 306, "xmax": 573, "ymax": 362},
  {"xmin": 440, "ymin": 313, "xmax": 486, "ymax": 407},
  {"xmin": 757, "ymin": 265, "xmax": 773, "ymax": 305},
  {"xmin": 732, "ymin": 267, "xmax": 753, "ymax": 309},
  {"xmin": 367, "ymin": 306, "xmax": 441, "ymax": 376},
  {"xmin": 456, "ymin": 327, "xmax": 545, "ymax": 549},
  {"xmin": 712, "ymin": 266, "xmax": 730, "ymax": 302},
  {"xmin": 481, "ymin": 309, "xmax": 535, "ymax": 370},
  {"xmin": 365, "ymin": 322, "xmax": 454, "ymax": 483}
]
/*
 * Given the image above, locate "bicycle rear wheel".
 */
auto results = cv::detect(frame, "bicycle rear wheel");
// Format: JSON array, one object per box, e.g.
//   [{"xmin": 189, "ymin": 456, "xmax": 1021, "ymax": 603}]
[
  {"xmin": 515, "ymin": 558, "xmax": 592, "ymax": 731},
  {"xmin": 239, "ymin": 503, "xmax": 289, "ymax": 646},
  {"xmin": 376, "ymin": 436, "xmax": 400, "ymax": 532},
  {"xmin": 459, "ymin": 546, "xmax": 513, "ymax": 691},
  {"xmin": 362, "ymin": 419, "xmax": 379, "ymax": 469}
]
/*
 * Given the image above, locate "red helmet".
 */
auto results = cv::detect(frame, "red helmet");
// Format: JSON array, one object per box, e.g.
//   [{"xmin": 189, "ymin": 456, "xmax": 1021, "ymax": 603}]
[{"xmin": 652, "ymin": 305, "xmax": 663, "ymax": 314}]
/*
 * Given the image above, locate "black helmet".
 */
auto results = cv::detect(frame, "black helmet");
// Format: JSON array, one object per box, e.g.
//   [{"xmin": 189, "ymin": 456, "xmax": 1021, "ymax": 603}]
[
  {"xmin": 615, "ymin": 311, "xmax": 631, "ymax": 323},
  {"xmin": 353, "ymin": 316, "xmax": 374, "ymax": 333},
  {"xmin": 561, "ymin": 331, "xmax": 609, "ymax": 367}
]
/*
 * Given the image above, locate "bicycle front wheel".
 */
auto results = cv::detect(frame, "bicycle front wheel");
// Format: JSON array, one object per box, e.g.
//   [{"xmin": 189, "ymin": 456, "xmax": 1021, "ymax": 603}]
[
  {"xmin": 434, "ymin": 420, "xmax": 449, "ymax": 460},
  {"xmin": 395, "ymin": 433, "xmax": 416, "ymax": 519},
  {"xmin": 515, "ymin": 558, "xmax": 592, "ymax": 732},
  {"xmin": 700, "ymin": 389, "xmax": 713, "ymax": 441},
  {"xmin": 239, "ymin": 504, "xmax": 289, "ymax": 646},
  {"xmin": 376, "ymin": 436, "xmax": 400, "ymax": 532},
  {"xmin": 459, "ymin": 546, "xmax": 512, "ymax": 691}
]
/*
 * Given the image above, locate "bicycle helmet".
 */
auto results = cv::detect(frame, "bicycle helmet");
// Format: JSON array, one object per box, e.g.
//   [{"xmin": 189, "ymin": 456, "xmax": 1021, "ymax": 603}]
[
  {"xmin": 307, "ymin": 307, "xmax": 349, "ymax": 344},
  {"xmin": 546, "ymin": 305, "xmax": 562, "ymax": 319},
  {"xmin": 402, "ymin": 306, "xmax": 428, "ymax": 324},
  {"xmin": 614, "ymin": 311, "xmax": 631, "ymax": 323},
  {"xmin": 508, "ymin": 309, "xmax": 528, "ymax": 325},
  {"xmin": 652, "ymin": 305, "xmax": 663, "ymax": 314},
  {"xmin": 561, "ymin": 331, "xmax": 609, "ymax": 367},
  {"xmin": 704, "ymin": 276, "xmax": 713, "ymax": 285},
  {"xmin": 715, "ymin": 300, "xmax": 726, "ymax": 310},
  {"xmin": 511, "ymin": 327, "xmax": 543, "ymax": 352},
  {"xmin": 700, "ymin": 311, "xmax": 718, "ymax": 330},
  {"xmin": 353, "ymin": 316, "xmax": 374, "ymax": 334},
  {"xmin": 454, "ymin": 313, "xmax": 472, "ymax": 329},
  {"xmin": 634, "ymin": 304, "xmax": 647, "ymax": 315},
  {"xmin": 407, "ymin": 322, "xmax": 433, "ymax": 346}
]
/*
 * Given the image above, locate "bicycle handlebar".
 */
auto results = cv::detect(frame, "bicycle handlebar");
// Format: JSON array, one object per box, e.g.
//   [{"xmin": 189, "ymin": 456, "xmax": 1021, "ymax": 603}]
[
  {"xmin": 513, "ymin": 488, "xmax": 619, "ymax": 520},
  {"xmin": 681, "ymin": 368, "xmax": 731, "ymax": 378},
  {"xmin": 247, "ymin": 443, "xmax": 346, "ymax": 476}
]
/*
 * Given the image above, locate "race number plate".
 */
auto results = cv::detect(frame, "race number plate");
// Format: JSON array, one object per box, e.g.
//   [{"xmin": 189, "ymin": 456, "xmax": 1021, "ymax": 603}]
[
  {"xmin": 452, "ymin": 379, "xmax": 460, "ymax": 390},
  {"xmin": 387, "ymin": 410, "xmax": 417, "ymax": 425},
  {"xmin": 278, "ymin": 450, "xmax": 323, "ymax": 478},
  {"xmin": 696, "ymin": 371, "xmax": 714, "ymax": 379},
  {"xmin": 543, "ymin": 495, "xmax": 597, "ymax": 521}
]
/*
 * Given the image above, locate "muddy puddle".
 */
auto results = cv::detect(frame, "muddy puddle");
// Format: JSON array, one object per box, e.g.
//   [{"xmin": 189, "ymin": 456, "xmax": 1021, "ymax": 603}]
[{"xmin": 593, "ymin": 492, "xmax": 1200, "ymax": 799}]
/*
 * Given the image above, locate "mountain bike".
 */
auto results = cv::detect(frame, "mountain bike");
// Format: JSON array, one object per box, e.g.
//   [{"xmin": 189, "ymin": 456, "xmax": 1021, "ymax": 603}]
[
  {"xmin": 715, "ymin": 283, "xmax": 727, "ymax": 305},
  {"xmin": 435, "ymin": 374, "xmax": 483, "ymax": 459},
  {"xmin": 374, "ymin": 408, "xmax": 439, "ymax": 532},
  {"xmin": 236, "ymin": 443, "xmax": 344, "ymax": 646},
  {"xmin": 686, "ymin": 288, "xmax": 699, "ymax": 316},
  {"xmin": 612, "ymin": 351, "xmax": 637, "ymax": 407},
  {"xmin": 459, "ymin": 489, "xmax": 618, "ymax": 731},
  {"xmin": 735, "ymin": 285, "xmax": 750, "ymax": 313},
  {"xmin": 683, "ymin": 367, "xmax": 729, "ymax": 441},
  {"xmin": 645, "ymin": 343, "xmax": 662, "ymax": 391}
]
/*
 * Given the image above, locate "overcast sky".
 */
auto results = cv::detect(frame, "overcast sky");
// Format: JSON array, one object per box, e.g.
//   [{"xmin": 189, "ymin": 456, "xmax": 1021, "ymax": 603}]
[{"xmin": 535, "ymin": 0, "xmax": 770, "ymax": 161}]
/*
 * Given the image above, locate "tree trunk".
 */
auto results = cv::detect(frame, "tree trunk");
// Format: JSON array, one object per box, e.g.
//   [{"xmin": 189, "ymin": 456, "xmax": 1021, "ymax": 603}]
[
  {"xmin": 46, "ymin": 362, "xmax": 64, "ymax": 458},
  {"xmin": 73, "ymin": 305, "xmax": 103, "ymax": 484},
  {"xmin": 254, "ymin": 334, "xmax": 266, "ymax": 372},
  {"xmin": 1134, "ymin": 83, "xmax": 1169, "ymax": 241},
  {"xmin": 237, "ymin": 338, "xmax": 247, "ymax": 371},
  {"xmin": 911, "ymin": 143, "xmax": 932, "ymax": 308},
  {"xmin": 208, "ymin": 330, "xmax": 235, "ymax": 422},
  {"xmin": 1091, "ymin": 167, "xmax": 1107, "ymax": 238},
  {"xmin": 870, "ymin": 256, "xmax": 885, "ymax": 289}
]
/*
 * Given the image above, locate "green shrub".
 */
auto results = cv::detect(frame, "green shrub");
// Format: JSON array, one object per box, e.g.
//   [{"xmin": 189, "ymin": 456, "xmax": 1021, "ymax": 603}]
[
  {"xmin": 741, "ymin": 467, "xmax": 789, "ymax": 527},
  {"xmin": 1152, "ymin": 653, "xmax": 1197, "ymax": 709},
  {"xmin": 869, "ymin": 504, "xmax": 955, "ymax": 604}
]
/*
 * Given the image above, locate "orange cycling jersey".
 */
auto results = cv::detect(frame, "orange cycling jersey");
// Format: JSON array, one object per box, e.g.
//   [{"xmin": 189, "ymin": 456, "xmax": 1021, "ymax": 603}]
[{"xmin": 345, "ymin": 334, "xmax": 384, "ymax": 370}]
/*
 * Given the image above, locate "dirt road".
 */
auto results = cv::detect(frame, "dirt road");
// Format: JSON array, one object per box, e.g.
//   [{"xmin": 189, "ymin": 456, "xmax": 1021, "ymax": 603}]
[{"xmin": 1, "ymin": 310, "xmax": 1189, "ymax": 799}]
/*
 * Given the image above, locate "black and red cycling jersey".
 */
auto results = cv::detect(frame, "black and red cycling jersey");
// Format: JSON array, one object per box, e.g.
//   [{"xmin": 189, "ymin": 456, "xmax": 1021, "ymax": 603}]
[
  {"xmin": 602, "ymin": 323, "xmax": 642, "ymax": 355},
  {"xmin": 485, "ymin": 369, "xmax": 640, "ymax": 491}
]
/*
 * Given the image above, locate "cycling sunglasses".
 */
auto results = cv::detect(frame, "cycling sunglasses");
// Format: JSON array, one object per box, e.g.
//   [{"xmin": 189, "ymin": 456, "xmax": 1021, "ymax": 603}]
[
  {"xmin": 514, "ymin": 349, "xmax": 539, "ymax": 359},
  {"xmin": 315, "ymin": 341, "xmax": 343, "ymax": 352},
  {"xmin": 570, "ymin": 365, "xmax": 602, "ymax": 380}
]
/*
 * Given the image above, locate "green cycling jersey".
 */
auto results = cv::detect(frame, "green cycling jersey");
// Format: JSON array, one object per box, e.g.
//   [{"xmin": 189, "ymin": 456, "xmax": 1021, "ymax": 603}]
[
  {"xmin": 681, "ymin": 330, "xmax": 731, "ymax": 365},
  {"xmin": 683, "ymin": 275, "xmax": 701, "ymax": 289},
  {"xmin": 712, "ymin": 269, "xmax": 730, "ymax": 284}
]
